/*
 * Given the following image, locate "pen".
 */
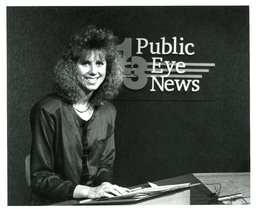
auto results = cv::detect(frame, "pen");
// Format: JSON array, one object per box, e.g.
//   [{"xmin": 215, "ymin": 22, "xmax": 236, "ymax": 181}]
[
  {"xmin": 217, "ymin": 193, "xmax": 242, "ymax": 201},
  {"xmin": 79, "ymin": 199, "xmax": 92, "ymax": 204}
]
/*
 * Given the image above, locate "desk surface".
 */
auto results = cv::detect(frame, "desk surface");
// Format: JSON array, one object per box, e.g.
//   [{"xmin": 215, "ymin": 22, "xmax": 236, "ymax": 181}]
[
  {"xmin": 54, "ymin": 172, "xmax": 250, "ymax": 205},
  {"xmin": 194, "ymin": 172, "xmax": 250, "ymax": 205}
]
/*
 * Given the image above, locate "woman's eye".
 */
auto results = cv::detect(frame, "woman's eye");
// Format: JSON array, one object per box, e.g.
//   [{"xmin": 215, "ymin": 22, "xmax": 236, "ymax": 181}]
[
  {"xmin": 81, "ymin": 61, "xmax": 90, "ymax": 66},
  {"xmin": 96, "ymin": 61, "xmax": 104, "ymax": 66}
]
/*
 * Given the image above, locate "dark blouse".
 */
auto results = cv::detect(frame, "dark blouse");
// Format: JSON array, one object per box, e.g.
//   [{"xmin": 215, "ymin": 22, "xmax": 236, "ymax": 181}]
[
  {"xmin": 78, "ymin": 117, "xmax": 90, "ymax": 185},
  {"xmin": 30, "ymin": 93, "xmax": 116, "ymax": 205}
]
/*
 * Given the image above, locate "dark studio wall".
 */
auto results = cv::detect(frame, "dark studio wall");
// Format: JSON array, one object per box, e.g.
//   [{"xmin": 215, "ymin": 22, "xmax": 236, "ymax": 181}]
[{"xmin": 7, "ymin": 6, "xmax": 249, "ymax": 205}]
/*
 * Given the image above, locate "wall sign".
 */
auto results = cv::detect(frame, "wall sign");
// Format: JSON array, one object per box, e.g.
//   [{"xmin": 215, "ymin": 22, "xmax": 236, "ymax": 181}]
[{"xmin": 117, "ymin": 36, "xmax": 218, "ymax": 101}]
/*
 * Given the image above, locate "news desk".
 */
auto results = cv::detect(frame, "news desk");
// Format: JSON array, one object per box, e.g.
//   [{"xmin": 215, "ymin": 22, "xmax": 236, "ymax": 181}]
[{"xmin": 55, "ymin": 172, "xmax": 250, "ymax": 205}]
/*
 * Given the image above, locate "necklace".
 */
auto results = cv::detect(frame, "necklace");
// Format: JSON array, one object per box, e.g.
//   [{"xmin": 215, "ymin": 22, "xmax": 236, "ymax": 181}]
[{"xmin": 73, "ymin": 103, "xmax": 91, "ymax": 113}]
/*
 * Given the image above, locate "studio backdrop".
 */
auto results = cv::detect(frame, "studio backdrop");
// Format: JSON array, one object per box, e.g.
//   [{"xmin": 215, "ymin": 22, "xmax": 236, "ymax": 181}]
[{"xmin": 7, "ymin": 6, "xmax": 249, "ymax": 205}]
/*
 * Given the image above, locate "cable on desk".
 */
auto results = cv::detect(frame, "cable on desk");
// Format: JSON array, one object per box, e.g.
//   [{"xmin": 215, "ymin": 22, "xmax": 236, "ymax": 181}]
[
  {"xmin": 241, "ymin": 196, "xmax": 250, "ymax": 205},
  {"xmin": 205, "ymin": 183, "xmax": 222, "ymax": 204},
  {"xmin": 191, "ymin": 182, "xmax": 248, "ymax": 205},
  {"xmin": 190, "ymin": 183, "xmax": 216, "ymax": 204}
]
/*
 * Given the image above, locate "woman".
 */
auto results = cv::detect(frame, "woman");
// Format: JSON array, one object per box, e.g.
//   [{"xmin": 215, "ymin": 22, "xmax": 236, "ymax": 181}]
[{"xmin": 30, "ymin": 25, "xmax": 128, "ymax": 205}]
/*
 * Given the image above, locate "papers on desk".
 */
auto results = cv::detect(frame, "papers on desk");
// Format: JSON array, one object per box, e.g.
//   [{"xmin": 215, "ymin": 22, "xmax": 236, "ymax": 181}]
[{"xmin": 79, "ymin": 182, "xmax": 200, "ymax": 204}]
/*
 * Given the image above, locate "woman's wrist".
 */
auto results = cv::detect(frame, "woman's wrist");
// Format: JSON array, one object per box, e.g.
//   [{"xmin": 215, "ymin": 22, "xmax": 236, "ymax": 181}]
[{"xmin": 73, "ymin": 185, "xmax": 91, "ymax": 199}]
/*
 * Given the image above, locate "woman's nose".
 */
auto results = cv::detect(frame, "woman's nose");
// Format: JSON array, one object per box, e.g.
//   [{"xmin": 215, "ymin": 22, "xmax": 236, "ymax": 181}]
[{"xmin": 89, "ymin": 64, "xmax": 97, "ymax": 75}]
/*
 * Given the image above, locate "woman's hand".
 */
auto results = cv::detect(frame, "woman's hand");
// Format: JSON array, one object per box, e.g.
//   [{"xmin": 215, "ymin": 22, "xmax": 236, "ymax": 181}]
[
  {"xmin": 88, "ymin": 182, "xmax": 130, "ymax": 199},
  {"xmin": 73, "ymin": 182, "xmax": 130, "ymax": 199}
]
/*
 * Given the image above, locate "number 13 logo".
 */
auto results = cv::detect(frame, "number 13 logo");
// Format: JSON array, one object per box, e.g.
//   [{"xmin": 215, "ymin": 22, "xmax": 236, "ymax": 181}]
[{"xmin": 118, "ymin": 38, "xmax": 148, "ymax": 90}]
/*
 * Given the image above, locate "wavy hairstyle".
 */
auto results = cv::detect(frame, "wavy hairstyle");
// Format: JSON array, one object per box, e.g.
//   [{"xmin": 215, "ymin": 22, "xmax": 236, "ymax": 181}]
[{"xmin": 54, "ymin": 25, "xmax": 124, "ymax": 106}]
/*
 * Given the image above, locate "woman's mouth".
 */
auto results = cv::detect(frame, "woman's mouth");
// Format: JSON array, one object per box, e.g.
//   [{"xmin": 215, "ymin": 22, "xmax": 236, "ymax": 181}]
[{"xmin": 84, "ymin": 76, "xmax": 99, "ymax": 84}]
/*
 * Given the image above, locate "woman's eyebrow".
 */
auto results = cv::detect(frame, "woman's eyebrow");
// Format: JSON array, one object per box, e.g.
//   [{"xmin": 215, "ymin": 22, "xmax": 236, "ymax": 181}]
[{"xmin": 79, "ymin": 59, "xmax": 90, "ymax": 63}]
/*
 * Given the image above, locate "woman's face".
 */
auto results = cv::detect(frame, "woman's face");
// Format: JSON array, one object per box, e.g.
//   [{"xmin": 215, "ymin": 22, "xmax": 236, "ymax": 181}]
[{"xmin": 76, "ymin": 50, "xmax": 107, "ymax": 94}]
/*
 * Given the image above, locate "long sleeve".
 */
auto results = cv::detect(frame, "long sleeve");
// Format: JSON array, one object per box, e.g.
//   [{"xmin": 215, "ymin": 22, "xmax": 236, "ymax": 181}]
[
  {"xmin": 95, "ymin": 129, "xmax": 115, "ymax": 185},
  {"xmin": 90, "ymin": 103, "xmax": 116, "ymax": 186},
  {"xmin": 30, "ymin": 104, "xmax": 77, "ymax": 203}
]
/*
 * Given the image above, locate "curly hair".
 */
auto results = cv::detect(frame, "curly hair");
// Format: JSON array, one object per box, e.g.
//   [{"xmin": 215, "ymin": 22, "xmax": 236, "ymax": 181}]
[{"xmin": 54, "ymin": 25, "xmax": 124, "ymax": 106}]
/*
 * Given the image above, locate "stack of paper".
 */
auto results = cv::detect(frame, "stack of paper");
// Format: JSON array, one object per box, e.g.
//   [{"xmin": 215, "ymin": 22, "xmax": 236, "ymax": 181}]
[{"xmin": 79, "ymin": 182, "xmax": 200, "ymax": 203}]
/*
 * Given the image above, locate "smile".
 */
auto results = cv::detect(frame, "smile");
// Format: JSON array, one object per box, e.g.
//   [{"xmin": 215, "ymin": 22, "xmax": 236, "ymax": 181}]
[{"xmin": 84, "ymin": 77, "xmax": 100, "ymax": 84}]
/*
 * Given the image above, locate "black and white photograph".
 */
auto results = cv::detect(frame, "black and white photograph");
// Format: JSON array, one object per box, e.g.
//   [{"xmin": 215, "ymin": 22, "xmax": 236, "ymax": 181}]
[{"xmin": 5, "ymin": 2, "xmax": 253, "ymax": 206}]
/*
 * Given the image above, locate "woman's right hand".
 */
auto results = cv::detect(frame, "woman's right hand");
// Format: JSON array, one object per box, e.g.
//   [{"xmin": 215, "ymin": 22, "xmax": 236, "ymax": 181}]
[
  {"xmin": 73, "ymin": 182, "xmax": 130, "ymax": 199},
  {"xmin": 88, "ymin": 182, "xmax": 129, "ymax": 198}
]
